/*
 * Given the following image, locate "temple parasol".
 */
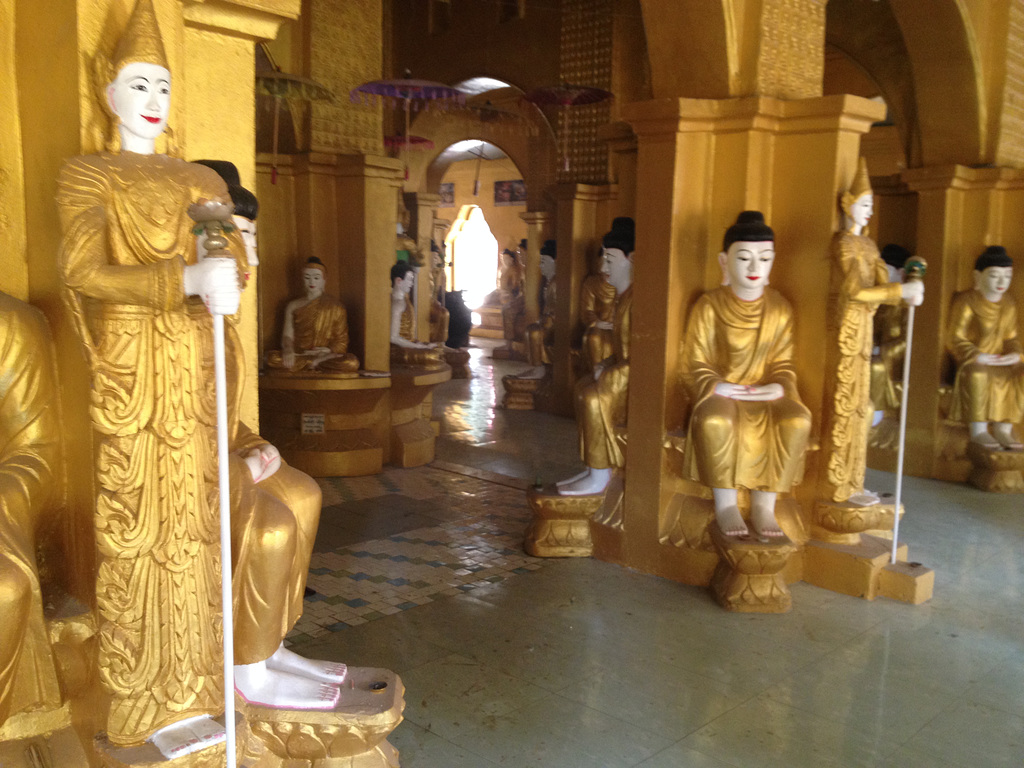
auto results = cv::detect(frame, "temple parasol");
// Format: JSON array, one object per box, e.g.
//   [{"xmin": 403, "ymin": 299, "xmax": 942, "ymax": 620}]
[
  {"xmin": 256, "ymin": 68, "xmax": 335, "ymax": 184},
  {"xmin": 524, "ymin": 82, "xmax": 614, "ymax": 171}
]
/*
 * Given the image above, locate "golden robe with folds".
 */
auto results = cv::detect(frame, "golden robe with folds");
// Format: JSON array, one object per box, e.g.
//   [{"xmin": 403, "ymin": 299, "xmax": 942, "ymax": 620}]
[
  {"xmin": 946, "ymin": 290, "xmax": 1024, "ymax": 423},
  {"xmin": 0, "ymin": 294, "xmax": 63, "ymax": 726},
  {"xmin": 525, "ymin": 279, "xmax": 557, "ymax": 367},
  {"xmin": 266, "ymin": 295, "xmax": 359, "ymax": 372},
  {"xmin": 391, "ymin": 293, "xmax": 443, "ymax": 367},
  {"xmin": 681, "ymin": 288, "xmax": 811, "ymax": 492},
  {"xmin": 820, "ymin": 232, "xmax": 903, "ymax": 502},
  {"xmin": 58, "ymin": 152, "xmax": 320, "ymax": 744},
  {"xmin": 579, "ymin": 274, "xmax": 617, "ymax": 374},
  {"xmin": 576, "ymin": 287, "xmax": 631, "ymax": 469}
]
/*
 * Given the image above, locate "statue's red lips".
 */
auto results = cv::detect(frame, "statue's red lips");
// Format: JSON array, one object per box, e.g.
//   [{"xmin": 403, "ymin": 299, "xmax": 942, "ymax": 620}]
[{"xmin": 142, "ymin": 115, "xmax": 161, "ymax": 124}]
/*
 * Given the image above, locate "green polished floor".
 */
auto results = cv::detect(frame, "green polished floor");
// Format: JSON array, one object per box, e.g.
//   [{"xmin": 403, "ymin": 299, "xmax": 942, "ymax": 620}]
[{"xmin": 292, "ymin": 343, "xmax": 1024, "ymax": 768}]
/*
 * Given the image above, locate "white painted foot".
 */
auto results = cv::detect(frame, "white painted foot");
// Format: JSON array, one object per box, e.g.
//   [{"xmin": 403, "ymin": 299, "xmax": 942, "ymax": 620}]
[
  {"xmin": 516, "ymin": 366, "xmax": 547, "ymax": 380},
  {"xmin": 555, "ymin": 469, "xmax": 590, "ymax": 488},
  {"xmin": 235, "ymin": 660, "xmax": 340, "ymax": 710},
  {"xmin": 266, "ymin": 644, "xmax": 347, "ymax": 684},
  {"xmin": 992, "ymin": 423, "xmax": 1024, "ymax": 451},
  {"xmin": 148, "ymin": 715, "xmax": 225, "ymax": 760},
  {"xmin": 749, "ymin": 491, "xmax": 784, "ymax": 540},
  {"xmin": 847, "ymin": 490, "xmax": 881, "ymax": 507},
  {"xmin": 557, "ymin": 468, "xmax": 611, "ymax": 496}
]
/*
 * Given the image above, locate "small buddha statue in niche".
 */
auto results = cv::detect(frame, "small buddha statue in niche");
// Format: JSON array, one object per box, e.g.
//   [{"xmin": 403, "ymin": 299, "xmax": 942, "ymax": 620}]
[
  {"xmin": 578, "ymin": 248, "xmax": 617, "ymax": 376},
  {"xmin": 266, "ymin": 257, "xmax": 360, "ymax": 374},
  {"xmin": 515, "ymin": 240, "xmax": 558, "ymax": 379},
  {"xmin": 0, "ymin": 293, "xmax": 63, "ymax": 728},
  {"xmin": 428, "ymin": 242, "xmax": 450, "ymax": 344},
  {"xmin": 820, "ymin": 159, "xmax": 924, "ymax": 505},
  {"xmin": 57, "ymin": 0, "xmax": 345, "ymax": 749},
  {"xmin": 870, "ymin": 243, "xmax": 911, "ymax": 427},
  {"xmin": 390, "ymin": 261, "xmax": 443, "ymax": 366},
  {"xmin": 556, "ymin": 219, "xmax": 635, "ymax": 496},
  {"xmin": 946, "ymin": 246, "xmax": 1024, "ymax": 450},
  {"xmin": 681, "ymin": 211, "xmax": 812, "ymax": 539}
]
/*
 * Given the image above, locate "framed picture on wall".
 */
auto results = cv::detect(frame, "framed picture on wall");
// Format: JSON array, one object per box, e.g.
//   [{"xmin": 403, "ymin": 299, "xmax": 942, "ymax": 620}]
[
  {"xmin": 494, "ymin": 179, "xmax": 526, "ymax": 206},
  {"xmin": 439, "ymin": 182, "xmax": 455, "ymax": 208}
]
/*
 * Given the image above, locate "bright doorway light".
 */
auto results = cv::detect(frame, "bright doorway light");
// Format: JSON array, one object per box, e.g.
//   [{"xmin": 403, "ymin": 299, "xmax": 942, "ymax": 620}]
[{"xmin": 444, "ymin": 205, "xmax": 499, "ymax": 310}]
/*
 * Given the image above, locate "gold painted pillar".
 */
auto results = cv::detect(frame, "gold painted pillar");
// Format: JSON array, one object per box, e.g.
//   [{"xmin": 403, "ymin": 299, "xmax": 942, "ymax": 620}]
[
  {"xmin": 0, "ymin": 0, "xmax": 27, "ymax": 301},
  {"xmin": 549, "ymin": 183, "xmax": 617, "ymax": 416},
  {"xmin": 618, "ymin": 95, "xmax": 884, "ymax": 582},
  {"xmin": 407, "ymin": 191, "xmax": 441, "ymax": 340},
  {"xmin": 519, "ymin": 211, "xmax": 550, "ymax": 325}
]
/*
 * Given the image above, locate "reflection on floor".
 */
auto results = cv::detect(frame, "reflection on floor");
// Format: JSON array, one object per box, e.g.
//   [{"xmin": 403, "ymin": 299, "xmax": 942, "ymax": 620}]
[{"xmin": 286, "ymin": 341, "xmax": 1024, "ymax": 768}]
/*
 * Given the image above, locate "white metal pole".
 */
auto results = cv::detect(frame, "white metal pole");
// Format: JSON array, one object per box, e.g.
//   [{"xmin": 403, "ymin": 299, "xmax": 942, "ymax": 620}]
[{"xmin": 212, "ymin": 312, "xmax": 236, "ymax": 766}]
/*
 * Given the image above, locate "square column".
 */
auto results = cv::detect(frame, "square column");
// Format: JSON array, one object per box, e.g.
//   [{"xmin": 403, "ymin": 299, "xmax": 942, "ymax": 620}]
[{"xmin": 519, "ymin": 211, "xmax": 551, "ymax": 325}]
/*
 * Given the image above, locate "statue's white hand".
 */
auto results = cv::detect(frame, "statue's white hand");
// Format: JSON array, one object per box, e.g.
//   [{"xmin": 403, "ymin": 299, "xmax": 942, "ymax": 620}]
[
  {"xmin": 737, "ymin": 383, "xmax": 785, "ymax": 401},
  {"xmin": 184, "ymin": 257, "xmax": 241, "ymax": 315},
  {"xmin": 713, "ymin": 382, "xmax": 748, "ymax": 398},
  {"xmin": 245, "ymin": 445, "xmax": 281, "ymax": 483},
  {"xmin": 594, "ymin": 320, "xmax": 613, "ymax": 330},
  {"xmin": 976, "ymin": 353, "xmax": 1000, "ymax": 365},
  {"xmin": 901, "ymin": 281, "xmax": 924, "ymax": 307}
]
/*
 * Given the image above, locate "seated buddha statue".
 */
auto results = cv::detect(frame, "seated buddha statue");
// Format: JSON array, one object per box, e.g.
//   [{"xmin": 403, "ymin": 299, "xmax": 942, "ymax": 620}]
[
  {"xmin": 578, "ymin": 252, "xmax": 617, "ymax": 376},
  {"xmin": 57, "ymin": 1, "xmax": 346, "ymax": 749},
  {"xmin": 0, "ymin": 293, "xmax": 63, "ymax": 728},
  {"xmin": 556, "ymin": 219, "xmax": 635, "ymax": 496},
  {"xmin": 946, "ymin": 245, "xmax": 1024, "ymax": 450},
  {"xmin": 267, "ymin": 257, "xmax": 359, "ymax": 374},
  {"xmin": 681, "ymin": 211, "xmax": 812, "ymax": 539},
  {"xmin": 516, "ymin": 240, "xmax": 558, "ymax": 379},
  {"xmin": 390, "ymin": 262, "xmax": 443, "ymax": 367}
]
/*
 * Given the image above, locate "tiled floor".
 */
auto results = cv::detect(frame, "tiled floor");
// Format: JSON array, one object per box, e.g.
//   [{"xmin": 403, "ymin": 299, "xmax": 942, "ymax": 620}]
[{"xmin": 289, "ymin": 342, "xmax": 1024, "ymax": 768}]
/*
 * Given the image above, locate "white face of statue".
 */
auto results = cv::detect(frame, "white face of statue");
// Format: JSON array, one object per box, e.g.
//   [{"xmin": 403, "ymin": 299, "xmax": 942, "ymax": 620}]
[
  {"xmin": 302, "ymin": 267, "xmax": 325, "ymax": 299},
  {"xmin": 720, "ymin": 240, "xmax": 775, "ymax": 300},
  {"xmin": 396, "ymin": 270, "xmax": 415, "ymax": 295},
  {"xmin": 233, "ymin": 215, "xmax": 258, "ymax": 266},
  {"xmin": 975, "ymin": 266, "xmax": 1012, "ymax": 302},
  {"xmin": 600, "ymin": 247, "xmax": 633, "ymax": 296},
  {"xmin": 848, "ymin": 193, "xmax": 874, "ymax": 229},
  {"xmin": 540, "ymin": 254, "xmax": 556, "ymax": 281},
  {"xmin": 107, "ymin": 62, "xmax": 171, "ymax": 148}
]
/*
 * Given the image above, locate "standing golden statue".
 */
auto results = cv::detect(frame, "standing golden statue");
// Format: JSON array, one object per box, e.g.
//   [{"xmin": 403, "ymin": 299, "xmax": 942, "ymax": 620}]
[
  {"xmin": 557, "ymin": 219, "xmax": 634, "ymax": 496},
  {"xmin": 514, "ymin": 240, "xmax": 558, "ymax": 379},
  {"xmin": 869, "ymin": 244, "xmax": 911, "ymax": 429},
  {"xmin": 0, "ymin": 294, "xmax": 64, "ymax": 729},
  {"xmin": 266, "ymin": 257, "xmax": 360, "ymax": 374},
  {"xmin": 820, "ymin": 160, "xmax": 924, "ymax": 504},
  {"xmin": 947, "ymin": 246, "xmax": 1024, "ymax": 450},
  {"xmin": 57, "ymin": 0, "xmax": 344, "ymax": 751},
  {"xmin": 578, "ymin": 251, "xmax": 617, "ymax": 376},
  {"xmin": 428, "ymin": 242, "xmax": 450, "ymax": 344},
  {"xmin": 681, "ymin": 212, "xmax": 811, "ymax": 538}
]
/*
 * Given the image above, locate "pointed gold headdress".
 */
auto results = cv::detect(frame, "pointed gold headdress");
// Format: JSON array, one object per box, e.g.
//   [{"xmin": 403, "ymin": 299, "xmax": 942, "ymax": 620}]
[
  {"xmin": 113, "ymin": 0, "xmax": 169, "ymax": 73},
  {"xmin": 840, "ymin": 157, "xmax": 873, "ymax": 223}
]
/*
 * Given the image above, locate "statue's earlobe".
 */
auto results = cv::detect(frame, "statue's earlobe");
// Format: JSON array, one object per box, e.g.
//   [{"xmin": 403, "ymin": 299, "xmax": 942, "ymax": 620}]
[
  {"xmin": 973, "ymin": 270, "xmax": 982, "ymax": 292},
  {"xmin": 718, "ymin": 251, "xmax": 730, "ymax": 286}
]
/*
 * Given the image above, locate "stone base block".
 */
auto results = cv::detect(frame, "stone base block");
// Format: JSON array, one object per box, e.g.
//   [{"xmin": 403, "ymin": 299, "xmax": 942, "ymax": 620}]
[
  {"xmin": 803, "ymin": 534, "xmax": 911, "ymax": 600},
  {"xmin": 390, "ymin": 418, "xmax": 436, "ymax": 468},
  {"xmin": 444, "ymin": 348, "xmax": 471, "ymax": 379},
  {"xmin": 966, "ymin": 442, "xmax": 1024, "ymax": 493},
  {"xmin": 878, "ymin": 560, "xmax": 935, "ymax": 604},
  {"xmin": 708, "ymin": 525, "xmax": 797, "ymax": 613},
  {"xmin": 243, "ymin": 668, "xmax": 404, "ymax": 768},
  {"xmin": 524, "ymin": 485, "xmax": 602, "ymax": 557},
  {"xmin": 501, "ymin": 375, "xmax": 542, "ymax": 410}
]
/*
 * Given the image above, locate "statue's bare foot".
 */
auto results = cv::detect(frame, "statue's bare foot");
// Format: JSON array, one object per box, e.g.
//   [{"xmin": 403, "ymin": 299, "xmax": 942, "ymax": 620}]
[
  {"xmin": 749, "ymin": 505, "xmax": 785, "ymax": 540},
  {"xmin": 235, "ymin": 662, "xmax": 340, "ymax": 710},
  {"xmin": 149, "ymin": 715, "xmax": 225, "ymax": 759},
  {"xmin": 266, "ymin": 644, "xmax": 347, "ymax": 684},
  {"xmin": 555, "ymin": 469, "xmax": 591, "ymax": 488},
  {"xmin": 714, "ymin": 505, "xmax": 749, "ymax": 538},
  {"xmin": 516, "ymin": 365, "xmax": 547, "ymax": 380},
  {"xmin": 558, "ymin": 468, "xmax": 611, "ymax": 496},
  {"xmin": 970, "ymin": 430, "xmax": 1002, "ymax": 450},
  {"xmin": 992, "ymin": 423, "xmax": 1024, "ymax": 451}
]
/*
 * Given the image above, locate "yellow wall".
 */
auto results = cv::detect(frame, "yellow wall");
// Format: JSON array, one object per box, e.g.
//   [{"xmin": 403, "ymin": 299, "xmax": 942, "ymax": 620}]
[{"xmin": 438, "ymin": 156, "xmax": 528, "ymax": 255}]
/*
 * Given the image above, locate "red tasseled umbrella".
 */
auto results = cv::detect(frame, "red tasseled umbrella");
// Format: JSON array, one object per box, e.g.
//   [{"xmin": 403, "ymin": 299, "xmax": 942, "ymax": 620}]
[{"xmin": 524, "ymin": 83, "xmax": 614, "ymax": 171}]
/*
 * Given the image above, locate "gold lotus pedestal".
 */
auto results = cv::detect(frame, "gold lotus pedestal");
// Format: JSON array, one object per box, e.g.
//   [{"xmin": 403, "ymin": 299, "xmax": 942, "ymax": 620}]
[
  {"xmin": 243, "ymin": 668, "xmax": 405, "ymax": 768},
  {"xmin": 805, "ymin": 500, "xmax": 934, "ymax": 604},
  {"xmin": 443, "ymin": 348, "xmax": 471, "ymax": 379},
  {"xmin": 501, "ymin": 374, "xmax": 548, "ymax": 410},
  {"xmin": 389, "ymin": 365, "xmax": 451, "ymax": 468},
  {"xmin": 260, "ymin": 373, "xmax": 392, "ymax": 477},
  {"xmin": 965, "ymin": 442, "xmax": 1024, "ymax": 493},
  {"xmin": 709, "ymin": 526, "xmax": 798, "ymax": 613},
  {"xmin": 524, "ymin": 486, "xmax": 601, "ymax": 557}
]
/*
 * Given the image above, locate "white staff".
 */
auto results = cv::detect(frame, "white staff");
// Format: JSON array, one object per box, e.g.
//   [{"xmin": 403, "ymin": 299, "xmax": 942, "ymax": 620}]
[
  {"xmin": 891, "ymin": 257, "xmax": 927, "ymax": 564},
  {"xmin": 189, "ymin": 202, "xmax": 241, "ymax": 766}
]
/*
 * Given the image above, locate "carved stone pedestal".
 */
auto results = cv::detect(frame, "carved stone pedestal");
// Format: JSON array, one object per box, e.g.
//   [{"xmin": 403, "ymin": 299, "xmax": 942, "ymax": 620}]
[
  {"xmin": 444, "ymin": 347, "xmax": 471, "ymax": 379},
  {"xmin": 708, "ymin": 525, "xmax": 797, "ymax": 613},
  {"xmin": 966, "ymin": 442, "xmax": 1024, "ymax": 492},
  {"xmin": 524, "ymin": 486, "xmax": 602, "ymax": 557},
  {"xmin": 810, "ymin": 498, "xmax": 901, "ymax": 546},
  {"xmin": 390, "ymin": 365, "xmax": 451, "ymax": 468},
  {"xmin": 243, "ymin": 668, "xmax": 405, "ymax": 768},
  {"xmin": 501, "ymin": 374, "xmax": 545, "ymax": 410}
]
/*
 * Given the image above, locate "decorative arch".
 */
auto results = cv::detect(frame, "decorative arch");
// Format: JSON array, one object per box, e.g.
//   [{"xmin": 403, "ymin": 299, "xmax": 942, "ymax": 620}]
[{"xmin": 404, "ymin": 87, "xmax": 558, "ymax": 210}]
